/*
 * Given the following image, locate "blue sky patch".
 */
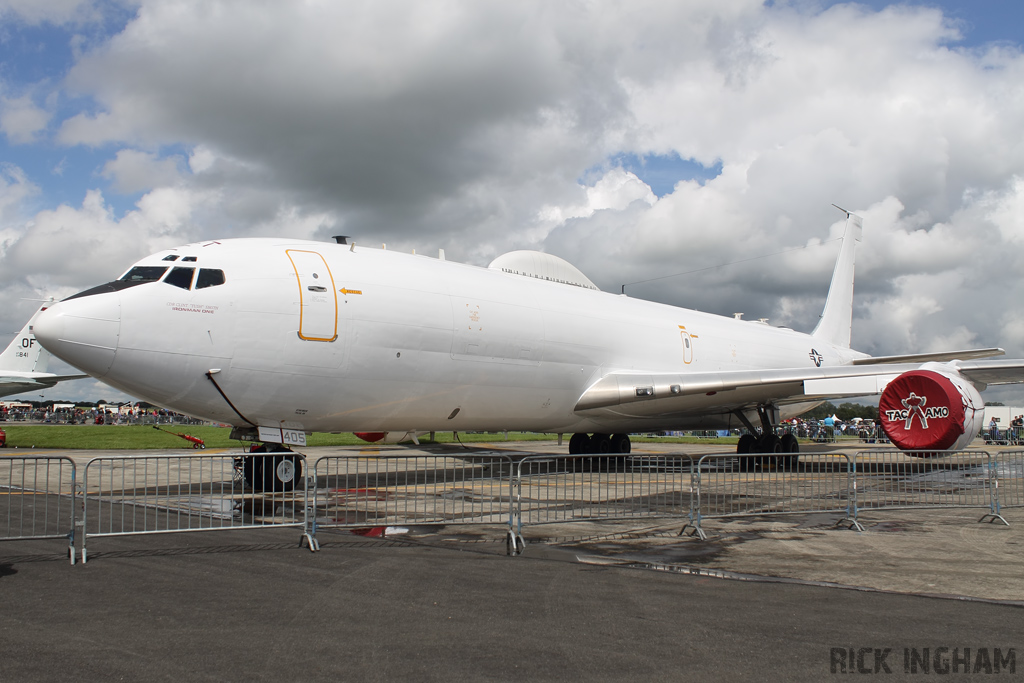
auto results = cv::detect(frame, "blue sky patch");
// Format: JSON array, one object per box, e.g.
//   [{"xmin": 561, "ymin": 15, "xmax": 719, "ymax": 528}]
[
  {"xmin": 599, "ymin": 152, "xmax": 723, "ymax": 198},
  {"xmin": 819, "ymin": 0, "xmax": 1024, "ymax": 48}
]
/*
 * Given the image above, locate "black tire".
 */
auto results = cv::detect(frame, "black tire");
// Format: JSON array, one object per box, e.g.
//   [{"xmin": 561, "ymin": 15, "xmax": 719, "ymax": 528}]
[
  {"xmin": 751, "ymin": 435, "xmax": 781, "ymax": 471},
  {"xmin": 592, "ymin": 433, "xmax": 612, "ymax": 454},
  {"xmin": 568, "ymin": 433, "xmax": 588, "ymax": 455},
  {"xmin": 610, "ymin": 433, "xmax": 631, "ymax": 454},
  {"xmin": 737, "ymin": 433, "xmax": 757, "ymax": 454},
  {"xmin": 243, "ymin": 452, "xmax": 302, "ymax": 492},
  {"xmin": 778, "ymin": 433, "xmax": 800, "ymax": 470},
  {"xmin": 779, "ymin": 453, "xmax": 800, "ymax": 470},
  {"xmin": 780, "ymin": 433, "xmax": 799, "ymax": 453}
]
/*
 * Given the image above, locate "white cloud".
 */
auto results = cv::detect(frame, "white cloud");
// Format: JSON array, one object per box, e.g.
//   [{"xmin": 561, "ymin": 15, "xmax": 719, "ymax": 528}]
[
  {"xmin": 538, "ymin": 168, "xmax": 656, "ymax": 225},
  {"xmin": 0, "ymin": 95, "xmax": 51, "ymax": 144},
  {"xmin": 101, "ymin": 149, "xmax": 183, "ymax": 194},
  {"xmin": 0, "ymin": 0, "xmax": 1017, "ymax": 405}
]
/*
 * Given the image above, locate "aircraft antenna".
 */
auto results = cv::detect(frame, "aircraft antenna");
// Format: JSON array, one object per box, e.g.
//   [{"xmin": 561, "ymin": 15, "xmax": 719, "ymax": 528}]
[{"xmin": 332, "ymin": 235, "xmax": 350, "ymax": 245}]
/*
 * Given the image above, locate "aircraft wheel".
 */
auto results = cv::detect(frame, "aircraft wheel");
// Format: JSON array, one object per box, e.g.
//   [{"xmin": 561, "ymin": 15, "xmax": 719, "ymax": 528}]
[
  {"xmin": 592, "ymin": 433, "xmax": 612, "ymax": 454},
  {"xmin": 610, "ymin": 433, "xmax": 631, "ymax": 454},
  {"xmin": 736, "ymin": 433, "xmax": 758, "ymax": 471},
  {"xmin": 243, "ymin": 451, "xmax": 302, "ymax": 492},
  {"xmin": 568, "ymin": 433, "xmax": 588, "ymax": 454},
  {"xmin": 752, "ymin": 435, "xmax": 781, "ymax": 470},
  {"xmin": 778, "ymin": 433, "xmax": 800, "ymax": 470},
  {"xmin": 780, "ymin": 433, "xmax": 799, "ymax": 453},
  {"xmin": 779, "ymin": 453, "xmax": 800, "ymax": 470}
]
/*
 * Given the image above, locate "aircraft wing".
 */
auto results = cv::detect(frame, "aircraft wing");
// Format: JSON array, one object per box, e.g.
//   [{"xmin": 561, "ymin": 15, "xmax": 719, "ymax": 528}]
[
  {"xmin": 956, "ymin": 358, "xmax": 1024, "ymax": 387},
  {"xmin": 850, "ymin": 348, "xmax": 1005, "ymax": 365},
  {"xmin": 573, "ymin": 358, "xmax": 1024, "ymax": 419}
]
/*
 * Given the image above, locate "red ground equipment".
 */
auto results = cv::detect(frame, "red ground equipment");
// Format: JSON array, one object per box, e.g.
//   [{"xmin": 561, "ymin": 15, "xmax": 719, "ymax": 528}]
[
  {"xmin": 152, "ymin": 425, "xmax": 205, "ymax": 449},
  {"xmin": 0, "ymin": 427, "xmax": 6, "ymax": 448}
]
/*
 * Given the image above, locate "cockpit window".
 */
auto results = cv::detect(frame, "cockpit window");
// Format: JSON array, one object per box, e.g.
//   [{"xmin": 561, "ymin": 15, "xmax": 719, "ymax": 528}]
[
  {"xmin": 195, "ymin": 268, "xmax": 225, "ymax": 289},
  {"xmin": 164, "ymin": 267, "xmax": 195, "ymax": 290},
  {"xmin": 182, "ymin": 256, "xmax": 198, "ymax": 262},
  {"xmin": 64, "ymin": 266, "xmax": 168, "ymax": 301},
  {"xmin": 119, "ymin": 266, "xmax": 168, "ymax": 283},
  {"xmin": 162, "ymin": 255, "xmax": 179, "ymax": 261}
]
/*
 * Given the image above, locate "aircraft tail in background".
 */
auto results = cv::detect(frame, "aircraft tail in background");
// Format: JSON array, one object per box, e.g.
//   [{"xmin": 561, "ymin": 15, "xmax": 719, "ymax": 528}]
[
  {"xmin": 812, "ymin": 210, "xmax": 863, "ymax": 349},
  {"xmin": 0, "ymin": 301, "xmax": 89, "ymax": 399},
  {"xmin": 0, "ymin": 303, "xmax": 52, "ymax": 373}
]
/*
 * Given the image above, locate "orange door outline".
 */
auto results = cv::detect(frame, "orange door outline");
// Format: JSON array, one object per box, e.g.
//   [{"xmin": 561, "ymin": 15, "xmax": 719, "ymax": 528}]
[{"xmin": 286, "ymin": 249, "xmax": 338, "ymax": 342}]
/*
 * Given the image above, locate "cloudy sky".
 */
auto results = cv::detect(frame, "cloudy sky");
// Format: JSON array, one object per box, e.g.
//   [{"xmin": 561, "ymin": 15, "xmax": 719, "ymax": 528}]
[{"xmin": 2, "ymin": 0, "xmax": 1024, "ymax": 405}]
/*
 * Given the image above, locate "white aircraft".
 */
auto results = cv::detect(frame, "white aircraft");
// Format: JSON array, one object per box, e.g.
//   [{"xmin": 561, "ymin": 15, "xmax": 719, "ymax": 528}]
[
  {"xmin": 0, "ymin": 302, "xmax": 88, "ymax": 398},
  {"xmin": 31, "ymin": 213, "xmax": 1024, "ymax": 490}
]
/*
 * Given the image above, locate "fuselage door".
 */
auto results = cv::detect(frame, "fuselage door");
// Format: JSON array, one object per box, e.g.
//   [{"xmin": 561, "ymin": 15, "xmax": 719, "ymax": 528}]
[
  {"xmin": 680, "ymin": 326, "xmax": 694, "ymax": 364},
  {"xmin": 286, "ymin": 249, "xmax": 338, "ymax": 342}
]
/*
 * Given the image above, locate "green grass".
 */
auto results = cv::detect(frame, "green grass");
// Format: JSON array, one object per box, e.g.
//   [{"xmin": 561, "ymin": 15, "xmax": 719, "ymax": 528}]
[
  {"xmin": 0, "ymin": 426, "xmax": 594, "ymax": 450},
  {"xmin": 1, "ymin": 425, "xmax": 240, "ymax": 450},
  {"xmin": 0, "ymin": 425, "xmax": 861, "ymax": 450}
]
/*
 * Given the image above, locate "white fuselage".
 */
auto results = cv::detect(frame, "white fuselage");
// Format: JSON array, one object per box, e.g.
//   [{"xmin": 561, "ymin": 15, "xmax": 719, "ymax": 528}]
[{"xmin": 35, "ymin": 238, "xmax": 861, "ymax": 434}]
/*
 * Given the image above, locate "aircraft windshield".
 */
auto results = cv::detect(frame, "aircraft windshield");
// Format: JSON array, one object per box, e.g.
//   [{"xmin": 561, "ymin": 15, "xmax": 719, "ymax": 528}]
[
  {"xmin": 195, "ymin": 269, "xmax": 225, "ymax": 289},
  {"xmin": 64, "ymin": 265, "xmax": 171, "ymax": 301},
  {"xmin": 119, "ymin": 266, "xmax": 168, "ymax": 283},
  {"xmin": 163, "ymin": 267, "xmax": 195, "ymax": 290}
]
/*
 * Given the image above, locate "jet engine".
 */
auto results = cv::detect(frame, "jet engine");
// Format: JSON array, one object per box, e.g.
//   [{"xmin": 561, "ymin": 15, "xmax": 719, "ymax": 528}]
[
  {"xmin": 354, "ymin": 431, "xmax": 426, "ymax": 444},
  {"xmin": 877, "ymin": 366, "xmax": 985, "ymax": 454}
]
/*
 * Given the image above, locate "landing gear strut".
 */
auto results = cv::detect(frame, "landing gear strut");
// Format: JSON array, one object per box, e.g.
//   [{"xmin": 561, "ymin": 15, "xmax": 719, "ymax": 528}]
[{"xmin": 734, "ymin": 405, "xmax": 799, "ymax": 471}]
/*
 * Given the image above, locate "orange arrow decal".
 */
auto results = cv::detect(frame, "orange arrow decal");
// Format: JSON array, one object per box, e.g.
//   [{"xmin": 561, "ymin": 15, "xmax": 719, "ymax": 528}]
[{"xmin": 339, "ymin": 288, "xmax": 363, "ymax": 295}]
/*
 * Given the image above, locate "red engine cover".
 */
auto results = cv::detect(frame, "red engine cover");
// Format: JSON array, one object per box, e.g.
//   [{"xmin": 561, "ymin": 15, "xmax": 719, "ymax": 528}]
[
  {"xmin": 354, "ymin": 432, "xmax": 386, "ymax": 443},
  {"xmin": 878, "ymin": 370, "xmax": 966, "ymax": 451}
]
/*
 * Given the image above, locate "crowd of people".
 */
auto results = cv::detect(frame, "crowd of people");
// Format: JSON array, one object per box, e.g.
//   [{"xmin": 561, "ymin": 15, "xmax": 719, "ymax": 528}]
[
  {"xmin": 0, "ymin": 404, "xmax": 202, "ymax": 426},
  {"xmin": 986, "ymin": 415, "xmax": 1024, "ymax": 445}
]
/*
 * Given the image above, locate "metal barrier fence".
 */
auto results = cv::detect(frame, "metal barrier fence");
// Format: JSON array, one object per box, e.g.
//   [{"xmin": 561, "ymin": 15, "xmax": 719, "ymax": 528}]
[
  {"xmin": 510, "ymin": 454, "xmax": 696, "ymax": 553},
  {"xmin": 985, "ymin": 426, "xmax": 1024, "ymax": 446},
  {"xmin": 0, "ymin": 456, "xmax": 77, "ymax": 563},
  {"xmin": 853, "ymin": 450, "xmax": 1003, "ymax": 523},
  {"xmin": 4, "ymin": 449, "xmax": 1022, "ymax": 563},
  {"xmin": 687, "ymin": 452, "xmax": 859, "ymax": 540},
  {"xmin": 80, "ymin": 452, "xmax": 313, "ymax": 563},
  {"xmin": 990, "ymin": 450, "xmax": 1024, "ymax": 508},
  {"xmin": 311, "ymin": 454, "xmax": 515, "ymax": 548}
]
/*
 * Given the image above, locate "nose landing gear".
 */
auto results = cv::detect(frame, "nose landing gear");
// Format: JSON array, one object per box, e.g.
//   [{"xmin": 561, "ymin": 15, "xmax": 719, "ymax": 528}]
[{"xmin": 241, "ymin": 443, "xmax": 303, "ymax": 492}]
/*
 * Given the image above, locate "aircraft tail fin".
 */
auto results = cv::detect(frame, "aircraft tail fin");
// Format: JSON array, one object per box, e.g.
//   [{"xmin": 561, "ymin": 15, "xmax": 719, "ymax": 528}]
[
  {"xmin": 0, "ymin": 303, "xmax": 52, "ymax": 373},
  {"xmin": 811, "ymin": 211, "xmax": 863, "ymax": 349}
]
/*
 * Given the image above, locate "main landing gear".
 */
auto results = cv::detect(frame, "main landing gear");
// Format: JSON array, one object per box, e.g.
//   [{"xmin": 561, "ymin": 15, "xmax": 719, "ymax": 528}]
[
  {"xmin": 567, "ymin": 433, "xmax": 631, "ymax": 454},
  {"xmin": 241, "ymin": 443, "xmax": 303, "ymax": 492},
  {"xmin": 734, "ymin": 405, "xmax": 800, "ymax": 472}
]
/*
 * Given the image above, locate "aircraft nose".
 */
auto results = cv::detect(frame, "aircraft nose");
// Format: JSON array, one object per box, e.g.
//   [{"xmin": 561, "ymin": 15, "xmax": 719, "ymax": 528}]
[{"xmin": 33, "ymin": 294, "xmax": 121, "ymax": 377}]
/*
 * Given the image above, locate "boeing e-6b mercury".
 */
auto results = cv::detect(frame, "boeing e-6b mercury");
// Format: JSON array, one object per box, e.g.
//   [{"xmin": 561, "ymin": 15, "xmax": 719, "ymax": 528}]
[{"xmin": 31, "ymin": 212, "xmax": 1024, "ymax": 490}]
